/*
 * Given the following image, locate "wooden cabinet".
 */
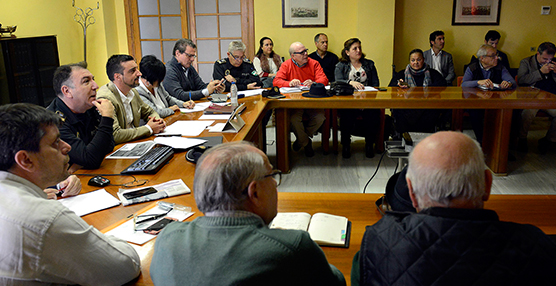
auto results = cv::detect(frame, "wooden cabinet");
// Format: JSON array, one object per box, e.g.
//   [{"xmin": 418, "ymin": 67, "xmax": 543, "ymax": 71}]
[{"xmin": 0, "ymin": 35, "xmax": 60, "ymax": 106}]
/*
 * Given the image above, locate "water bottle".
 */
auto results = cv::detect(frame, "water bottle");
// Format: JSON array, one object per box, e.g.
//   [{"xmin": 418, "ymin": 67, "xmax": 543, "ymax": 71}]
[{"xmin": 230, "ymin": 81, "xmax": 238, "ymax": 107}]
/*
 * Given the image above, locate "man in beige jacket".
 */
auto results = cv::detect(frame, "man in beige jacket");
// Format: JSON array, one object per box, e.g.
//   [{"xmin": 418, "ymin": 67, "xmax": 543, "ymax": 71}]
[{"xmin": 97, "ymin": 54, "xmax": 165, "ymax": 144}]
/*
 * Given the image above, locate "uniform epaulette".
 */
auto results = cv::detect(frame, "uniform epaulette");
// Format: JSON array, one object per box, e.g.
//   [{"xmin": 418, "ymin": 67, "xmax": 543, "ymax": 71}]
[
  {"xmin": 243, "ymin": 58, "xmax": 252, "ymax": 64},
  {"xmin": 55, "ymin": 110, "xmax": 66, "ymax": 122},
  {"xmin": 217, "ymin": 58, "xmax": 227, "ymax": 64}
]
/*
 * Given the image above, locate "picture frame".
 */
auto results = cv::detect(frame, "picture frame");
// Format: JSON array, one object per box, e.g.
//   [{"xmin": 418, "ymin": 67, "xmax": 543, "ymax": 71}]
[
  {"xmin": 282, "ymin": 0, "xmax": 328, "ymax": 28},
  {"xmin": 452, "ymin": 0, "xmax": 501, "ymax": 25}
]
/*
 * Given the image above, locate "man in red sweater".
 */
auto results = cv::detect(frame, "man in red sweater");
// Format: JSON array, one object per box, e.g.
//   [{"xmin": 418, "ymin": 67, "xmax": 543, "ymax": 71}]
[{"xmin": 273, "ymin": 42, "xmax": 329, "ymax": 157}]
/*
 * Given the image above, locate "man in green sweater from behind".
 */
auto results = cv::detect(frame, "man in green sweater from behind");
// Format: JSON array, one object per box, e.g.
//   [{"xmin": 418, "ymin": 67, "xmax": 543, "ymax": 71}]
[{"xmin": 150, "ymin": 141, "xmax": 346, "ymax": 286}]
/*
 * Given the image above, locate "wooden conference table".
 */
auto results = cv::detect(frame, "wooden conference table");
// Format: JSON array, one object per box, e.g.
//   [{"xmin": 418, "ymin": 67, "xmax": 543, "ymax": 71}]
[
  {"xmin": 267, "ymin": 86, "xmax": 556, "ymax": 175},
  {"xmin": 76, "ymin": 87, "xmax": 556, "ymax": 285}
]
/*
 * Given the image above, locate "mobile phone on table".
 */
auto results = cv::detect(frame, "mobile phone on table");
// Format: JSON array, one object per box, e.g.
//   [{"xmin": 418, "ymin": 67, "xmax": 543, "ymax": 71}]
[
  {"xmin": 123, "ymin": 187, "xmax": 157, "ymax": 199},
  {"xmin": 144, "ymin": 218, "xmax": 175, "ymax": 232},
  {"xmin": 377, "ymin": 87, "xmax": 387, "ymax": 91}
]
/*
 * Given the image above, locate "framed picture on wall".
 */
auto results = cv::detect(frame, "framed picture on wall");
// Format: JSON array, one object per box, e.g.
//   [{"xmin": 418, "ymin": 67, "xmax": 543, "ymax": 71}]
[
  {"xmin": 452, "ymin": 0, "xmax": 501, "ymax": 25},
  {"xmin": 282, "ymin": 0, "xmax": 328, "ymax": 28}
]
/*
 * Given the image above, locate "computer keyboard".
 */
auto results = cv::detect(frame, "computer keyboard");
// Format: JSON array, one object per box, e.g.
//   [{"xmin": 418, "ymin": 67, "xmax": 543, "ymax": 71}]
[{"xmin": 121, "ymin": 145, "xmax": 174, "ymax": 174}]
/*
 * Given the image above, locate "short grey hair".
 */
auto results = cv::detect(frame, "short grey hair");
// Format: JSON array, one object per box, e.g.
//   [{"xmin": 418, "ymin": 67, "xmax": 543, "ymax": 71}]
[
  {"xmin": 194, "ymin": 141, "xmax": 267, "ymax": 213},
  {"xmin": 406, "ymin": 132, "xmax": 486, "ymax": 208},
  {"xmin": 228, "ymin": 40, "xmax": 246, "ymax": 54},
  {"xmin": 476, "ymin": 44, "xmax": 495, "ymax": 59}
]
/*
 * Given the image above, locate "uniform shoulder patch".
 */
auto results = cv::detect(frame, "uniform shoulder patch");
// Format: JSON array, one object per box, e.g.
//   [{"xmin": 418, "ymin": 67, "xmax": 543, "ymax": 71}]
[
  {"xmin": 251, "ymin": 70, "xmax": 258, "ymax": 76},
  {"xmin": 55, "ymin": 110, "xmax": 66, "ymax": 122},
  {"xmin": 217, "ymin": 58, "xmax": 227, "ymax": 64}
]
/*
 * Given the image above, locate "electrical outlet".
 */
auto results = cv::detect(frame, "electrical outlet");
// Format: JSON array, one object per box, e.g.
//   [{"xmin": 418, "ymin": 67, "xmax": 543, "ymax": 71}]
[{"xmin": 542, "ymin": 6, "xmax": 551, "ymax": 15}]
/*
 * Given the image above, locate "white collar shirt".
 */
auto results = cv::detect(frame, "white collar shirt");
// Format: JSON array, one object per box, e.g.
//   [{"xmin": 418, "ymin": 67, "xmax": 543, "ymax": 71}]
[
  {"xmin": 0, "ymin": 171, "xmax": 141, "ymax": 285},
  {"xmin": 431, "ymin": 49, "xmax": 443, "ymax": 76},
  {"xmin": 115, "ymin": 85, "xmax": 135, "ymax": 129},
  {"xmin": 139, "ymin": 80, "xmax": 167, "ymax": 109}
]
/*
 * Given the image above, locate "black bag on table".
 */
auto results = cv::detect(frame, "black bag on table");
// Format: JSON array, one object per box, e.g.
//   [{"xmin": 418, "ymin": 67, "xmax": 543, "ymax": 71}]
[{"xmin": 328, "ymin": 81, "xmax": 355, "ymax": 96}]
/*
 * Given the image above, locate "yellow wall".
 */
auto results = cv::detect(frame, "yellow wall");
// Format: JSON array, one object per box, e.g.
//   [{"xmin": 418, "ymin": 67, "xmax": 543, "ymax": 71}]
[
  {"xmin": 0, "ymin": 0, "xmax": 129, "ymax": 86},
  {"xmin": 394, "ymin": 0, "xmax": 556, "ymax": 79},
  {"xmin": 2, "ymin": 1, "xmax": 553, "ymax": 88},
  {"xmin": 254, "ymin": 0, "xmax": 396, "ymax": 86}
]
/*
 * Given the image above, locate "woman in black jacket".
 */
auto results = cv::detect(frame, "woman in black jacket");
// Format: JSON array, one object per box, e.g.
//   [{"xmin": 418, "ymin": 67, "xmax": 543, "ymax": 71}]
[{"xmin": 335, "ymin": 38, "xmax": 380, "ymax": 158}]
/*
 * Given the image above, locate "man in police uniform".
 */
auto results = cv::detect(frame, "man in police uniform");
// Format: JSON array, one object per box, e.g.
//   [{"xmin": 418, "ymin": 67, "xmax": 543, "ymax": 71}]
[
  {"xmin": 47, "ymin": 62, "xmax": 115, "ymax": 170},
  {"xmin": 213, "ymin": 40, "xmax": 262, "ymax": 92}
]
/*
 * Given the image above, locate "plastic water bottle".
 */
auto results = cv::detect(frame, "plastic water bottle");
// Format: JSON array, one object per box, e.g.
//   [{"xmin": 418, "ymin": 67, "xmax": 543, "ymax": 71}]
[{"xmin": 230, "ymin": 81, "xmax": 238, "ymax": 107}]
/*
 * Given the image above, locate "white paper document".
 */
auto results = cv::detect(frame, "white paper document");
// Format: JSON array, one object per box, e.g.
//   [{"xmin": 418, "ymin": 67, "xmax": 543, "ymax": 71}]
[
  {"xmin": 153, "ymin": 137, "xmax": 206, "ymax": 149},
  {"xmin": 179, "ymin": 102, "xmax": 211, "ymax": 113},
  {"xmin": 279, "ymin": 86, "xmax": 309, "ymax": 93},
  {"xmin": 199, "ymin": 114, "xmax": 232, "ymax": 120},
  {"xmin": 362, "ymin": 86, "xmax": 379, "ymax": 91},
  {"xmin": 105, "ymin": 204, "xmax": 194, "ymax": 245},
  {"xmin": 59, "ymin": 189, "xmax": 121, "ymax": 217},
  {"xmin": 117, "ymin": 179, "xmax": 191, "ymax": 206},
  {"xmin": 162, "ymin": 120, "xmax": 214, "ymax": 136},
  {"xmin": 106, "ymin": 141, "xmax": 155, "ymax": 159},
  {"xmin": 235, "ymin": 88, "xmax": 264, "ymax": 97},
  {"xmin": 208, "ymin": 123, "xmax": 227, "ymax": 132}
]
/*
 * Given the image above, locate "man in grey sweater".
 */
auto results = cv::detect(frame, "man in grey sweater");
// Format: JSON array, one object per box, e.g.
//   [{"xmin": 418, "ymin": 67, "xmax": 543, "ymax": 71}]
[{"xmin": 150, "ymin": 141, "xmax": 346, "ymax": 286}]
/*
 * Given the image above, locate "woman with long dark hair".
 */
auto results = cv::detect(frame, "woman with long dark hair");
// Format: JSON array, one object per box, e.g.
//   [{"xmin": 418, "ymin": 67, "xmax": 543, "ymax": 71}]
[{"xmin": 253, "ymin": 37, "xmax": 282, "ymax": 88}]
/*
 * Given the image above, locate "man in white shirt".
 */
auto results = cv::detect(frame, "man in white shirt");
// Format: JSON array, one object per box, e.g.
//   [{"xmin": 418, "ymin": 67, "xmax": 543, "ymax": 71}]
[
  {"xmin": 97, "ymin": 54, "xmax": 166, "ymax": 144},
  {"xmin": 0, "ymin": 103, "xmax": 141, "ymax": 285},
  {"xmin": 423, "ymin": 30, "xmax": 455, "ymax": 86}
]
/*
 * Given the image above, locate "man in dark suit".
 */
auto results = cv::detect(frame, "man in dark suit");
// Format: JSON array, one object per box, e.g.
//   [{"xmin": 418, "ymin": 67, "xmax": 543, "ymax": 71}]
[
  {"xmin": 163, "ymin": 38, "xmax": 225, "ymax": 101},
  {"xmin": 423, "ymin": 30, "xmax": 455, "ymax": 86},
  {"xmin": 518, "ymin": 42, "xmax": 556, "ymax": 154}
]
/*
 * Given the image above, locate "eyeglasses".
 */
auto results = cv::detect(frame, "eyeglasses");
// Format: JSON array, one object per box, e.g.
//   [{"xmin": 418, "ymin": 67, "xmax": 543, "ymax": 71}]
[
  {"xmin": 242, "ymin": 169, "xmax": 282, "ymax": 194},
  {"xmin": 183, "ymin": 52, "xmax": 197, "ymax": 59},
  {"xmin": 484, "ymin": 53, "xmax": 500, "ymax": 59},
  {"xmin": 230, "ymin": 54, "xmax": 246, "ymax": 61},
  {"xmin": 264, "ymin": 169, "xmax": 282, "ymax": 186},
  {"xmin": 293, "ymin": 49, "xmax": 309, "ymax": 55}
]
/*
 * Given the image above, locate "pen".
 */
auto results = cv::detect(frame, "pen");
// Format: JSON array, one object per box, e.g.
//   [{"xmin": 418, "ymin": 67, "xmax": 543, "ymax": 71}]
[
  {"xmin": 155, "ymin": 133, "xmax": 181, "ymax": 137},
  {"xmin": 135, "ymin": 212, "xmax": 171, "ymax": 224},
  {"xmin": 56, "ymin": 183, "xmax": 66, "ymax": 197},
  {"xmin": 189, "ymin": 91, "xmax": 191, "ymax": 102}
]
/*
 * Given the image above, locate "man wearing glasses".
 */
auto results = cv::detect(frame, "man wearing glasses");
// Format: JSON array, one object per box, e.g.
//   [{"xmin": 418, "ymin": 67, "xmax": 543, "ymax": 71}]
[
  {"xmin": 462, "ymin": 44, "xmax": 515, "ymax": 89},
  {"xmin": 164, "ymin": 38, "xmax": 225, "ymax": 101},
  {"xmin": 150, "ymin": 141, "xmax": 345, "ymax": 285},
  {"xmin": 274, "ymin": 42, "xmax": 329, "ymax": 157},
  {"xmin": 212, "ymin": 40, "xmax": 262, "ymax": 92},
  {"xmin": 462, "ymin": 44, "xmax": 516, "ymax": 144}
]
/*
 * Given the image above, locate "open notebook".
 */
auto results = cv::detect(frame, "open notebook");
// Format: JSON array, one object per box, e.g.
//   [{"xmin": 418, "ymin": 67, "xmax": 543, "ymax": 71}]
[{"xmin": 270, "ymin": 212, "xmax": 351, "ymax": 248}]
